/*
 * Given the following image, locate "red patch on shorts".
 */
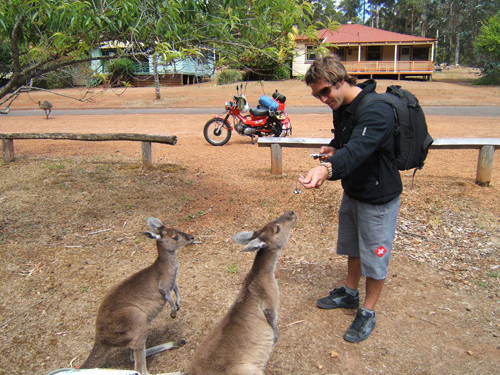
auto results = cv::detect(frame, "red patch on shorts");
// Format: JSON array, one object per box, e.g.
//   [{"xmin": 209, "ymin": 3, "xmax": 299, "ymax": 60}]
[{"xmin": 375, "ymin": 246, "xmax": 387, "ymax": 258}]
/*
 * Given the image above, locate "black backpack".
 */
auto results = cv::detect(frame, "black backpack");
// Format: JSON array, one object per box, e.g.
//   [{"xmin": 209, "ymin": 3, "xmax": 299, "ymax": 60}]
[{"xmin": 356, "ymin": 85, "xmax": 433, "ymax": 171}]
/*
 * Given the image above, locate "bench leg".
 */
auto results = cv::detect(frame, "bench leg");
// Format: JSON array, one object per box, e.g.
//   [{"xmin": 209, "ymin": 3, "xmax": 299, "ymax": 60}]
[
  {"xmin": 2, "ymin": 139, "xmax": 14, "ymax": 163},
  {"xmin": 142, "ymin": 141, "xmax": 152, "ymax": 169},
  {"xmin": 475, "ymin": 145, "xmax": 495, "ymax": 187},
  {"xmin": 270, "ymin": 144, "xmax": 283, "ymax": 175}
]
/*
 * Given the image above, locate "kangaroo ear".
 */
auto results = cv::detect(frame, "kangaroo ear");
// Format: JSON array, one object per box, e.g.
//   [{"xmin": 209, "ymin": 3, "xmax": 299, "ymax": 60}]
[
  {"xmin": 240, "ymin": 238, "xmax": 266, "ymax": 252},
  {"xmin": 232, "ymin": 231, "xmax": 255, "ymax": 244},
  {"xmin": 147, "ymin": 217, "xmax": 163, "ymax": 230},
  {"xmin": 141, "ymin": 231, "xmax": 160, "ymax": 240}
]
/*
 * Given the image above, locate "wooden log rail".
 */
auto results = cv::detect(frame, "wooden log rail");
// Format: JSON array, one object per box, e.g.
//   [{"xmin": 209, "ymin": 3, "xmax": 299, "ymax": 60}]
[
  {"xmin": 258, "ymin": 137, "xmax": 500, "ymax": 187},
  {"xmin": 1, "ymin": 133, "xmax": 177, "ymax": 169}
]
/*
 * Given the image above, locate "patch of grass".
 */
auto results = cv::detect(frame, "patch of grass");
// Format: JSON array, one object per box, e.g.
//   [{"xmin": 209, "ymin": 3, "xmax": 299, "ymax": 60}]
[
  {"xmin": 46, "ymin": 162, "xmax": 65, "ymax": 170},
  {"xmin": 228, "ymin": 262, "xmax": 238, "ymax": 273},
  {"xmin": 182, "ymin": 210, "xmax": 205, "ymax": 221}
]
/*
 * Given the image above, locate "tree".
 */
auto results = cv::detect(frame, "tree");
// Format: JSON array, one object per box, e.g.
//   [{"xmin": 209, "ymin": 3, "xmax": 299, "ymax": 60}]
[
  {"xmin": 339, "ymin": 0, "xmax": 362, "ymax": 23},
  {"xmin": 1, "ymin": 0, "xmax": 322, "ymax": 113},
  {"xmin": 474, "ymin": 10, "xmax": 500, "ymax": 84},
  {"xmin": 310, "ymin": 0, "xmax": 347, "ymax": 25}
]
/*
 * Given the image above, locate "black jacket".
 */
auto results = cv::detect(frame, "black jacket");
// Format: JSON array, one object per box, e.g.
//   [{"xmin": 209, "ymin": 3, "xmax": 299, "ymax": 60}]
[{"xmin": 327, "ymin": 79, "xmax": 402, "ymax": 204}]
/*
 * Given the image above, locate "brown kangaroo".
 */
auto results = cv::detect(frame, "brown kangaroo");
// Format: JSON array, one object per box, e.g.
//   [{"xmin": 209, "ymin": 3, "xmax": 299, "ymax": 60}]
[
  {"xmin": 80, "ymin": 217, "xmax": 194, "ymax": 375},
  {"xmin": 188, "ymin": 211, "xmax": 297, "ymax": 375},
  {"xmin": 38, "ymin": 100, "xmax": 53, "ymax": 119}
]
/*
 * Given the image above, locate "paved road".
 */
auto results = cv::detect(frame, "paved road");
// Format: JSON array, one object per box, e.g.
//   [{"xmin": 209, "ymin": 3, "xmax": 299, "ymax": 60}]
[{"xmin": 5, "ymin": 106, "xmax": 500, "ymax": 117}]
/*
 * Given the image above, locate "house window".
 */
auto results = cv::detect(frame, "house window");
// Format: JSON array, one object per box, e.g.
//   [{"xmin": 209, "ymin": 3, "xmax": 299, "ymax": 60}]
[
  {"xmin": 306, "ymin": 46, "xmax": 316, "ymax": 62},
  {"xmin": 366, "ymin": 46, "xmax": 381, "ymax": 61},
  {"xmin": 412, "ymin": 48, "xmax": 429, "ymax": 61},
  {"xmin": 334, "ymin": 47, "xmax": 346, "ymax": 60}
]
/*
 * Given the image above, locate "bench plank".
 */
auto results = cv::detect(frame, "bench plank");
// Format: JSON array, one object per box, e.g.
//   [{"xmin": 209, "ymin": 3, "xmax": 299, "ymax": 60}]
[
  {"xmin": 0, "ymin": 133, "xmax": 177, "ymax": 144},
  {"xmin": 258, "ymin": 137, "xmax": 330, "ymax": 148},
  {"xmin": 258, "ymin": 137, "xmax": 500, "ymax": 186},
  {"xmin": 0, "ymin": 133, "xmax": 177, "ymax": 168},
  {"xmin": 430, "ymin": 138, "xmax": 500, "ymax": 149}
]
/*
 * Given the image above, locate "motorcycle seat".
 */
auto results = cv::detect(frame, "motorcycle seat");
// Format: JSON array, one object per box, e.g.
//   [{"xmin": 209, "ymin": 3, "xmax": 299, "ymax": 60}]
[{"xmin": 250, "ymin": 105, "xmax": 269, "ymax": 117}]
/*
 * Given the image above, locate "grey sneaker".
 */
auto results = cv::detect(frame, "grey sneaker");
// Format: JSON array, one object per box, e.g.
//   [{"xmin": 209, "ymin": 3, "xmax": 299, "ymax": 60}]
[
  {"xmin": 316, "ymin": 286, "xmax": 360, "ymax": 309},
  {"xmin": 343, "ymin": 308, "xmax": 377, "ymax": 343}
]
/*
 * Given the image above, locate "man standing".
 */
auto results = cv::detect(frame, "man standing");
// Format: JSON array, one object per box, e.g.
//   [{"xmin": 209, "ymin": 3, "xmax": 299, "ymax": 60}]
[{"xmin": 298, "ymin": 54, "xmax": 402, "ymax": 343}]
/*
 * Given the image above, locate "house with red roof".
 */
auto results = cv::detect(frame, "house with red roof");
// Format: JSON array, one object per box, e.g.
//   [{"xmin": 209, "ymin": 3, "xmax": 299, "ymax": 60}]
[{"xmin": 293, "ymin": 24, "xmax": 437, "ymax": 80}]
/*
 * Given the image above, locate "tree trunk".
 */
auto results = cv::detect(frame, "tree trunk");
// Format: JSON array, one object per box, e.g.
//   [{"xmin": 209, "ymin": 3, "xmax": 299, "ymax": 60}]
[
  {"xmin": 411, "ymin": 11, "xmax": 415, "ymax": 35},
  {"xmin": 370, "ymin": 3, "xmax": 373, "ymax": 27},
  {"xmin": 376, "ymin": 5, "xmax": 380, "ymax": 29},
  {"xmin": 421, "ymin": 12, "xmax": 427, "ymax": 37},
  {"xmin": 455, "ymin": 32, "xmax": 460, "ymax": 65},
  {"xmin": 435, "ymin": 28, "xmax": 439, "ymax": 63},
  {"xmin": 153, "ymin": 54, "xmax": 161, "ymax": 100}
]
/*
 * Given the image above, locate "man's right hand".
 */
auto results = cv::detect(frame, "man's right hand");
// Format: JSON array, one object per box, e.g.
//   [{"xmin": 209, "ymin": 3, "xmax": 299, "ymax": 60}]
[{"xmin": 318, "ymin": 146, "xmax": 336, "ymax": 161}]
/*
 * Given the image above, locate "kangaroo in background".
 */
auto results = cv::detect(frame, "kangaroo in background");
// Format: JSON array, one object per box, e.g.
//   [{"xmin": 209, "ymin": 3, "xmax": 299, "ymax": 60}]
[
  {"xmin": 38, "ymin": 100, "xmax": 53, "ymax": 119},
  {"xmin": 80, "ymin": 217, "xmax": 194, "ymax": 375},
  {"xmin": 188, "ymin": 211, "xmax": 297, "ymax": 375}
]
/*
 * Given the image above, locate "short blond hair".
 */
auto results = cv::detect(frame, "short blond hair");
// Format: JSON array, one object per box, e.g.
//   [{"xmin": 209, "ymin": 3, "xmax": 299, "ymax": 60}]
[{"xmin": 305, "ymin": 54, "xmax": 357, "ymax": 86}]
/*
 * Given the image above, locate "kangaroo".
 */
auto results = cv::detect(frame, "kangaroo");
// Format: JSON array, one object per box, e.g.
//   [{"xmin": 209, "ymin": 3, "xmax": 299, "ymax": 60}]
[
  {"xmin": 188, "ymin": 211, "xmax": 297, "ymax": 375},
  {"xmin": 80, "ymin": 217, "xmax": 194, "ymax": 375},
  {"xmin": 38, "ymin": 100, "xmax": 53, "ymax": 119}
]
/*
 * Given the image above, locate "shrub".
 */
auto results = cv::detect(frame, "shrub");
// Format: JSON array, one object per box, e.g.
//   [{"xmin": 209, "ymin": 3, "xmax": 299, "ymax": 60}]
[
  {"xmin": 216, "ymin": 69, "xmax": 242, "ymax": 85},
  {"xmin": 274, "ymin": 65, "xmax": 290, "ymax": 80},
  {"xmin": 109, "ymin": 58, "xmax": 136, "ymax": 85},
  {"xmin": 472, "ymin": 66, "xmax": 500, "ymax": 85},
  {"xmin": 110, "ymin": 58, "xmax": 136, "ymax": 77}
]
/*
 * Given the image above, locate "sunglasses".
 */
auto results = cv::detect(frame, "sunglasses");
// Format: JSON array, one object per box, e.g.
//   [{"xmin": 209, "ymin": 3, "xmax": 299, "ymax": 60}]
[{"xmin": 311, "ymin": 83, "xmax": 334, "ymax": 99}]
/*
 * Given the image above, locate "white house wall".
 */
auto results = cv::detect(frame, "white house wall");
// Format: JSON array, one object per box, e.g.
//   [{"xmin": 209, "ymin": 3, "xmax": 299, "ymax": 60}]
[
  {"xmin": 154, "ymin": 57, "xmax": 214, "ymax": 77},
  {"xmin": 90, "ymin": 49, "xmax": 214, "ymax": 77},
  {"xmin": 292, "ymin": 43, "xmax": 310, "ymax": 77},
  {"xmin": 90, "ymin": 49, "xmax": 104, "ymax": 74}
]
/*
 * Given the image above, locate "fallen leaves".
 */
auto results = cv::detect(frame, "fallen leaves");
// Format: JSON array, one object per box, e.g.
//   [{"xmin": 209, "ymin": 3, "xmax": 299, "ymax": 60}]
[{"xmin": 18, "ymin": 262, "xmax": 45, "ymax": 277}]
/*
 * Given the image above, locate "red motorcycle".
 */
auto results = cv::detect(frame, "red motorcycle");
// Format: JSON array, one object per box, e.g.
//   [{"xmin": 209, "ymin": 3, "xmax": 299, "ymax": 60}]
[{"xmin": 203, "ymin": 84, "xmax": 292, "ymax": 146}]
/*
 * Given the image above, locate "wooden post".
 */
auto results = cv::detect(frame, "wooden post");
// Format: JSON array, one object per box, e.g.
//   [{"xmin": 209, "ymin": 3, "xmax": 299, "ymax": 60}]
[
  {"xmin": 141, "ymin": 141, "xmax": 152, "ymax": 169},
  {"xmin": 270, "ymin": 143, "xmax": 282, "ymax": 175},
  {"xmin": 2, "ymin": 139, "xmax": 14, "ymax": 163},
  {"xmin": 475, "ymin": 145, "xmax": 495, "ymax": 186}
]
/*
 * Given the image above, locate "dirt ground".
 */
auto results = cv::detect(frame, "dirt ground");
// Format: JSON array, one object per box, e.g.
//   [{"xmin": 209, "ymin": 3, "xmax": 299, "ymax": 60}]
[{"xmin": 1, "ymin": 67, "xmax": 500, "ymax": 375}]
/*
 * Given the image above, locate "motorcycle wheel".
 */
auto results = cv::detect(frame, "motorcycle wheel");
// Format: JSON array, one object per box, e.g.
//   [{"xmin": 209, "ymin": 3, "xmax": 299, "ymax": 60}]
[
  {"xmin": 203, "ymin": 118, "xmax": 232, "ymax": 146},
  {"xmin": 265, "ymin": 118, "xmax": 283, "ymax": 137}
]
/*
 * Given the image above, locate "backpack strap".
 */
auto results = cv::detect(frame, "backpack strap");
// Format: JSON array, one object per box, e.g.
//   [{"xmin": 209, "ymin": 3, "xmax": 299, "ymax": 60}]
[{"xmin": 354, "ymin": 92, "xmax": 396, "ymax": 126}]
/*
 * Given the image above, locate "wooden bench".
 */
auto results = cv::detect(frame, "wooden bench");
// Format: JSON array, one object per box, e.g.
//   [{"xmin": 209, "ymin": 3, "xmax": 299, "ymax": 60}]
[
  {"xmin": 258, "ymin": 137, "xmax": 500, "ymax": 186},
  {"xmin": 1, "ymin": 133, "xmax": 177, "ymax": 169}
]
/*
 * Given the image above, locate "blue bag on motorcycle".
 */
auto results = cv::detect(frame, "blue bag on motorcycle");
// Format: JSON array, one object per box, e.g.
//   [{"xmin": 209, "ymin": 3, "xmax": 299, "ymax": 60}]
[{"xmin": 258, "ymin": 95, "xmax": 279, "ymax": 112}]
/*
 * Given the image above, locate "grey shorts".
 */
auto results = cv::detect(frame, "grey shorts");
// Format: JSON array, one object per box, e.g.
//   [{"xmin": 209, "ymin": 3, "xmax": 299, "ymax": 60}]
[{"xmin": 336, "ymin": 193, "xmax": 400, "ymax": 280}]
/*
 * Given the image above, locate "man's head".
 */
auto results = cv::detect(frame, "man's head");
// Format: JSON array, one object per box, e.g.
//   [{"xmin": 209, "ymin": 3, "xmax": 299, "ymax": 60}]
[
  {"xmin": 305, "ymin": 54, "xmax": 357, "ymax": 87},
  {"xmin": 305, "ymin": 54, "xmax": 359, "ymax": 110}
]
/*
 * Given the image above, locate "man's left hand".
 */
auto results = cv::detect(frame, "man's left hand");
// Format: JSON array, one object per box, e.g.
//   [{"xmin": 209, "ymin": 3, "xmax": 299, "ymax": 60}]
[{"xmin": 298, "ymin": 165, "xmax": 329, "ymax": 189}]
